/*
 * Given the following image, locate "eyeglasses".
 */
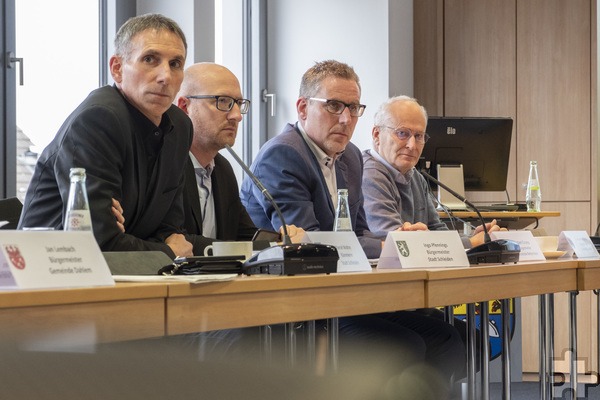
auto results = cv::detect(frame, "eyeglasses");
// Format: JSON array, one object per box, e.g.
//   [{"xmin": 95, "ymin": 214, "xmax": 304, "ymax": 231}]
[
  {"xmin": 186, "ymin": 95, "xmax": 251, "ymax": 114},
  {"xmin": 380, "ymin": 125, "xmax": 430, "ymax": 144},
  {"xmin": 308, "ymin": 97, "xmax": 366, "ymax": 117}
]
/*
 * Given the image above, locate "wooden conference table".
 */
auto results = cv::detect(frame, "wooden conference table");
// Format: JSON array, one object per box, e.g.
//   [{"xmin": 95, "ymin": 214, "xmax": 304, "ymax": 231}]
[
  {"xmin": 0, "ymin": 258, "xmax": 586, "ymax": 400},
  {"xmin": 0, "ymin": 260, "xmax": 575, "ymax": 339},
  {"xmin": 0, "ymin": 269, "xmax": 426, "ymax": 343}
]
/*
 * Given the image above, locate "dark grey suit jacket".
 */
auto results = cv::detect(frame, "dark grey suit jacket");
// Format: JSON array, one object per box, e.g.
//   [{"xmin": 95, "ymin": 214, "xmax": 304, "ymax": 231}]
[
  {"xmin": 18, "ymin": 85, "xmax": 193, "ymax": 258},
  {"xmin": 183, "ymin": 153, "xmax": 257, "ymax": 255}
]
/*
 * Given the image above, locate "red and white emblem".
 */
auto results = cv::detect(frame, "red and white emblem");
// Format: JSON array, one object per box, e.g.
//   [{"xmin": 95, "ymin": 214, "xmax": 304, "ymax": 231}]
[{"xmin": 5, "ymin": 245, "xmax": 26, "ymax": 270}]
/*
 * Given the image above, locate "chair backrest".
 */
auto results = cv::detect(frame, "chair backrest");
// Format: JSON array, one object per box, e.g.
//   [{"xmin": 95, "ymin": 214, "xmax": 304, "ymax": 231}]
[
  {"xmin": 0, "ymin": 197, "xmax": 23, "ymax": 230},
  {"xmin": 102, "ymin": 251, "xmax": 173, "ymax": 275}
]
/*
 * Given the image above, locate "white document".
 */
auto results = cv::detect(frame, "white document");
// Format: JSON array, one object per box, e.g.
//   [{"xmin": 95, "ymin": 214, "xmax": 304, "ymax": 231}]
[
  {"xmin": 113, "ymin": 274, "xmax": 238, "ymax": 283},
  {"xmin": 378, "ymin": 230, "xmax": 469, "ymax": 269},
  {"xmin": 0, "ymin": 231, "xmax": 114, "ymax": 290},
  {"xmin": 301, "ymin": 231, "xmax": 371, "ymax": 272},
  {"xmin": 490, "ymin": 230, "xmax": 545, "ymax": 261},
  {"xmin": 558, "ymin": 231, "xmax": 600, "ymax": 259}
]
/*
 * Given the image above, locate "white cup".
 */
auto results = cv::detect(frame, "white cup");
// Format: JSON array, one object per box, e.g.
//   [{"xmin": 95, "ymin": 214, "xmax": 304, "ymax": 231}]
[
  {"xmin": 535, "ymin": 236, "xmax": 559, "ymax": 252},
  {"xmin": 204, "ymin": 241, "xmax": 253, "ymax": 260}
]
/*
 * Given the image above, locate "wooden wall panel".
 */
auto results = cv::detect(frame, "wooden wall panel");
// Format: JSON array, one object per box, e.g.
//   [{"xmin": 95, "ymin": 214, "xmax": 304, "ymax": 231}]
[
  {"xmin": 516, "ymin": 0, "xmax": 592, "ymax": 202},
  {"xmin": 414, "ymin": 0, "xmax": 444, "ymax": 115},
  {"xmin": 413, "ymin": 0, "xmax": 596, "ymax": 379},
  {"xmin": 444, "ymin": 0, "xmax": 517, "ymax": 204},
  {"xmin": 535, "ymin": 201, "xmax": 592, "ymax": 235}
]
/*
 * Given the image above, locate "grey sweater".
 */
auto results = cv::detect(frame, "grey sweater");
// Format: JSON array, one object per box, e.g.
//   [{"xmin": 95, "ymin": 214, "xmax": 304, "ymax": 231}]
[{"xmin": 361, "ymin": 149, "xmax": 449, "ymax": 239}]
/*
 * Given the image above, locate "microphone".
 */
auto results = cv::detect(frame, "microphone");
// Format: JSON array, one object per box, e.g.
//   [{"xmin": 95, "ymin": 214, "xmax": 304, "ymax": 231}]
[
  {"xmin": 224, "ymin": 144, "xmax": 291, "ymax": 245},
  {"xmin": 224, "ymin": 144, "xmax": 339, "ymax": 275},
  {"xmin": 420, "ymin": 170, "xmax": 520, "ymax": 264}
]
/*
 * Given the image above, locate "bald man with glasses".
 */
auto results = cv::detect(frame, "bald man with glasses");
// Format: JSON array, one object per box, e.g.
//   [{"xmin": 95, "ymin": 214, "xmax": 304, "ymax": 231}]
[{"xmin": 174, "ymin": 63, "xmax": 259, "ymax": 255}]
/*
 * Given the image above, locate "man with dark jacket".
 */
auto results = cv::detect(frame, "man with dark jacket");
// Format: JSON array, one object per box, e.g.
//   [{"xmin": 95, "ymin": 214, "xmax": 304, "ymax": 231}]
[{"xmin": 18, "ymin": 14, "xmax": 193, "ymax": 259}]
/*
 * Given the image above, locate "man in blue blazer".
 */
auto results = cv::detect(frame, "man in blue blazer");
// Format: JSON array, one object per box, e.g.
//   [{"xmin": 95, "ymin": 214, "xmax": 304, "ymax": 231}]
[
  {"xmin": 240, "ymin": 63, "xmax": 381, "ymax": 259},
  {"xmin": 240, "ymin": 60, "xmax": 465, "ymax": 387},
  {"xmin": 18, "ymin": 14, "xmax": 193, "ymax": 259}
]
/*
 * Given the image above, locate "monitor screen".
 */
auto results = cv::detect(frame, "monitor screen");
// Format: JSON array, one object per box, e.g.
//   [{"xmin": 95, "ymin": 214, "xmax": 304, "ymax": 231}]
[{"xmin": 419, "ymin": 117, "xmax": 513, "ymax": 192}]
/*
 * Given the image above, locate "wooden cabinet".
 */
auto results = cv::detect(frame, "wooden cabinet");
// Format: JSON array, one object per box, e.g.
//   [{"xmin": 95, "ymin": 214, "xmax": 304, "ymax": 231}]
[{"xmin": 414, "ymin": 0, "xmax": 597, "ymax": 376}]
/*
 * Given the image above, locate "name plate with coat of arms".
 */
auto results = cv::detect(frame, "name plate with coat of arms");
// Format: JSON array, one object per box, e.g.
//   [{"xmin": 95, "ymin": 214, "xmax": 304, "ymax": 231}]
[
  {"xmin": 378, "ymin": 231, "xmax": 469, "ymax": 269},
  {"xmin": 0, "ymin": 231, "xmax": 114, "ymax": 290}
]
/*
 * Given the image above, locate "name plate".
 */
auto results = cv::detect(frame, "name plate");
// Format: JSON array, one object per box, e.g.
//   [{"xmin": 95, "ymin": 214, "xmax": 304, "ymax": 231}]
[
  {"xmin": 301, "ymin": 231, "xmax": 371, "ymax": 272},
  {"xmin": 490, "ymin": 230, "xmax": 545, "ymax": 261},
  {"xmin": 0, "ymin": 231, "xmax": 115, "ymax": 290},
  {"xmin": 559, "ymin": 231, "xmax": 600, "ymax": 259},
  {"xmin": 378, "ymin": 231, "xmax": 469, "ymax": 269}
]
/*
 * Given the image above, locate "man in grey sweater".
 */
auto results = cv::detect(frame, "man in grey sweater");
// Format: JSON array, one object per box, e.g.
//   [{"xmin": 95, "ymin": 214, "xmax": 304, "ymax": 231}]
[{"xmin": 362, "ymin": 95, "xmax": 500, "ymax": 245}]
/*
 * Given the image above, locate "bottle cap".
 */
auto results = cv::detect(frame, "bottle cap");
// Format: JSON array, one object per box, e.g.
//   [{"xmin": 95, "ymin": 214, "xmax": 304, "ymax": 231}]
[{"xmin": 69, "ymin": 167, "xmax": 86, "ymax": 177}]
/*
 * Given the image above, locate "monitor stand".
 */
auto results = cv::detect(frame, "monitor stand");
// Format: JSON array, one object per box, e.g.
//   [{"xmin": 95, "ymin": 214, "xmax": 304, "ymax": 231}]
[{"xmin": 436, "ymin": 164, "xmax": 467, "ymax": 210}]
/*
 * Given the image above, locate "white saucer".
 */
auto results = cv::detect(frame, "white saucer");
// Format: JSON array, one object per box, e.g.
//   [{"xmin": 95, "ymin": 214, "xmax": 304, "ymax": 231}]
[{"xmin": 543, "ymin": 250, "xmax": 567, "ymax": 259}]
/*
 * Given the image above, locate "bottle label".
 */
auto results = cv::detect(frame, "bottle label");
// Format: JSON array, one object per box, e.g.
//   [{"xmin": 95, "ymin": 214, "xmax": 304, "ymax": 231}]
[
  {"xmin": 65, "ymin": 210, "xmax": 93, "ymax": 231},
  {"xmin": 334, "ymin": 218, "xmax": 352, "ymax": 232}
]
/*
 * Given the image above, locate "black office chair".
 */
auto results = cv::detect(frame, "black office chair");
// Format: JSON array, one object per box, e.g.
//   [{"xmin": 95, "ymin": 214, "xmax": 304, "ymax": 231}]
[{"xmin": 0, "ymin": 197, "xmax": 23, "ymax": 229}]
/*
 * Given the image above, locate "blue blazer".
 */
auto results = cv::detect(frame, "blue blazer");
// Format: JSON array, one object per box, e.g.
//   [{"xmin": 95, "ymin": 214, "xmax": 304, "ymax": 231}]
[{"xmin": 240, "ymin": 123, "xmax": 381, "ymax": 258}]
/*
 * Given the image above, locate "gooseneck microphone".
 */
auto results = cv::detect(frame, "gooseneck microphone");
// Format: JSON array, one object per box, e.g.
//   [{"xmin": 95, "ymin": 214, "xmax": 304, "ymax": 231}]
[
  {"xmin": 224, "ymin": 144, "xmax": 339, "ymax": 275},
  {"xmin": 421, "ymin": 170, "xmax": 491, "ymax": 242},
  {"xmin": 225, "ymin": 144, "xmax": 291, "ymax": 245},
  {"xmin": 420, "ymin": 170, "xmax": 520, "ymax": 264}
]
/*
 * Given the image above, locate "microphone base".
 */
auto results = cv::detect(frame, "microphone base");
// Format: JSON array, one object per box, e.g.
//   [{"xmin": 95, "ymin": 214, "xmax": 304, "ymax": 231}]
[
  {"xmin": 467, "ymin": 239, "xmax": 521, "ymax": 265},
  {"xmin": 243, "ymin": 243, "xmax": 339, "ymax": 275}
]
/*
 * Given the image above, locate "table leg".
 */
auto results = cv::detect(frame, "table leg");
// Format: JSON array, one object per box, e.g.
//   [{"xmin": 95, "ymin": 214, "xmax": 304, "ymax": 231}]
[
  {"xmin": 260, "ymin": 325, "xmax": 272, "ymax": 364},
  {"xmin": 501, "ymin": 299, "xmax": 511, "ymax": 400},
  {"xmin": 547, "ymin": 294, "xmax": 555, "ymax": 398},
  {"xmin": 569, "ymin": 291, "xmax": 578, "ymax": 399},
  {"xmin": 306, "ymin": 320, "xmax": 316, "ymax": 367},
  {"xmin": 480, "ymin": 301, "xmax": 490, "ymax": 400},
  {"xmin": 285, "ymin": 322, "xmax": 296, "ymax": 366},
  {"xmin": 444, "ymin": 305, "xmax": 455, "ymax": 326},
  {"xmin": 539, "ymin": 294, "xmax": 548, "ymax": 400},
  {"xmin": 467, "ymin": 303, "xmax": 477, "ymax": 400},
  {"xmin": 596, "ymin": 290, "xmax": 600, "ymax": 392},
  {"xmin": 327, "ymin": 317, "xmax": 339, "ymax": 372}
]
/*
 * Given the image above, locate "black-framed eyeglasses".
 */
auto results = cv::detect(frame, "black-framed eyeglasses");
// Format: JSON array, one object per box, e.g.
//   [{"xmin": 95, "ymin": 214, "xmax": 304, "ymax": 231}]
[
  {"xmin": 186, "ymin": 95, "xmax": 251, "ymax": 114},
  {"xmin": 308, "ymin": 97, "xmax": 366, "ymax": 117},
  {"xmin": 380, "ymin": 125, "xmax": 430, "ymax": 144}
]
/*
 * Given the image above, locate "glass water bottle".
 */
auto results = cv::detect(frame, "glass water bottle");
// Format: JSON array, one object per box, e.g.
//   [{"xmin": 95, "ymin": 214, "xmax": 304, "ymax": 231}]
[
  {"xmin": 334, "ymin": 188, "xmax": 352, "ymax": 231},
  {"xmin": 526, "ymin": 161, "xmax": 542, "ymax": 212},
  {"xmin": 64, "ymin": 167, "xmax": 93, "ymax": 231}
]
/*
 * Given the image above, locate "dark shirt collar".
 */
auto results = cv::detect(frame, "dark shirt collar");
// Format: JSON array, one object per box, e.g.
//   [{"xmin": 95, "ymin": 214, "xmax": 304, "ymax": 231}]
[{"xmin": 112, "ymin": 84, "xmax": 174, "ymax": 155}]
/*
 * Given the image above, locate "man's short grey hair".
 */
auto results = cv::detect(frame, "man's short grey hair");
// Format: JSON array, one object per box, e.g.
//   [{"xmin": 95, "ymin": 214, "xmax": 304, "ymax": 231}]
[
  {"xmin": 299, "ymin": 60, "xmax": 361, "ymax": 98},
  {"xmin": 114, "ymin": 13, "xmax": 187, "ymax": 61},
  {"xmin": 373, "ymin": 95, "xmax": 428, "ymax": 127}
]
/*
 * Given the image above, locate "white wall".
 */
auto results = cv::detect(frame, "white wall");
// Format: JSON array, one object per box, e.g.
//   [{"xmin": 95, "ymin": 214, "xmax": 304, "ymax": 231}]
[
  {"xmin": 137, "ymin": 0, "xmax": 196, "ymax": 67},
  {"xmin": 130, "ymin": 0, "xmax": 415, "ymax": 170},
  {"xmin": 389, "ymin": 0, "xmax": 414, "ymax": 97},
  {"xmin": 266, "ymin": 0, "xmax": 392, "ymax": 152}
]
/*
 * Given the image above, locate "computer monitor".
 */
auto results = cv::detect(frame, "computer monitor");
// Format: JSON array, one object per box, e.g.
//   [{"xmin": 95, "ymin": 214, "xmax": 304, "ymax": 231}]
[{"xmin": 419, "ymin": 116, "xmax": 513, "ymax": 192}]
